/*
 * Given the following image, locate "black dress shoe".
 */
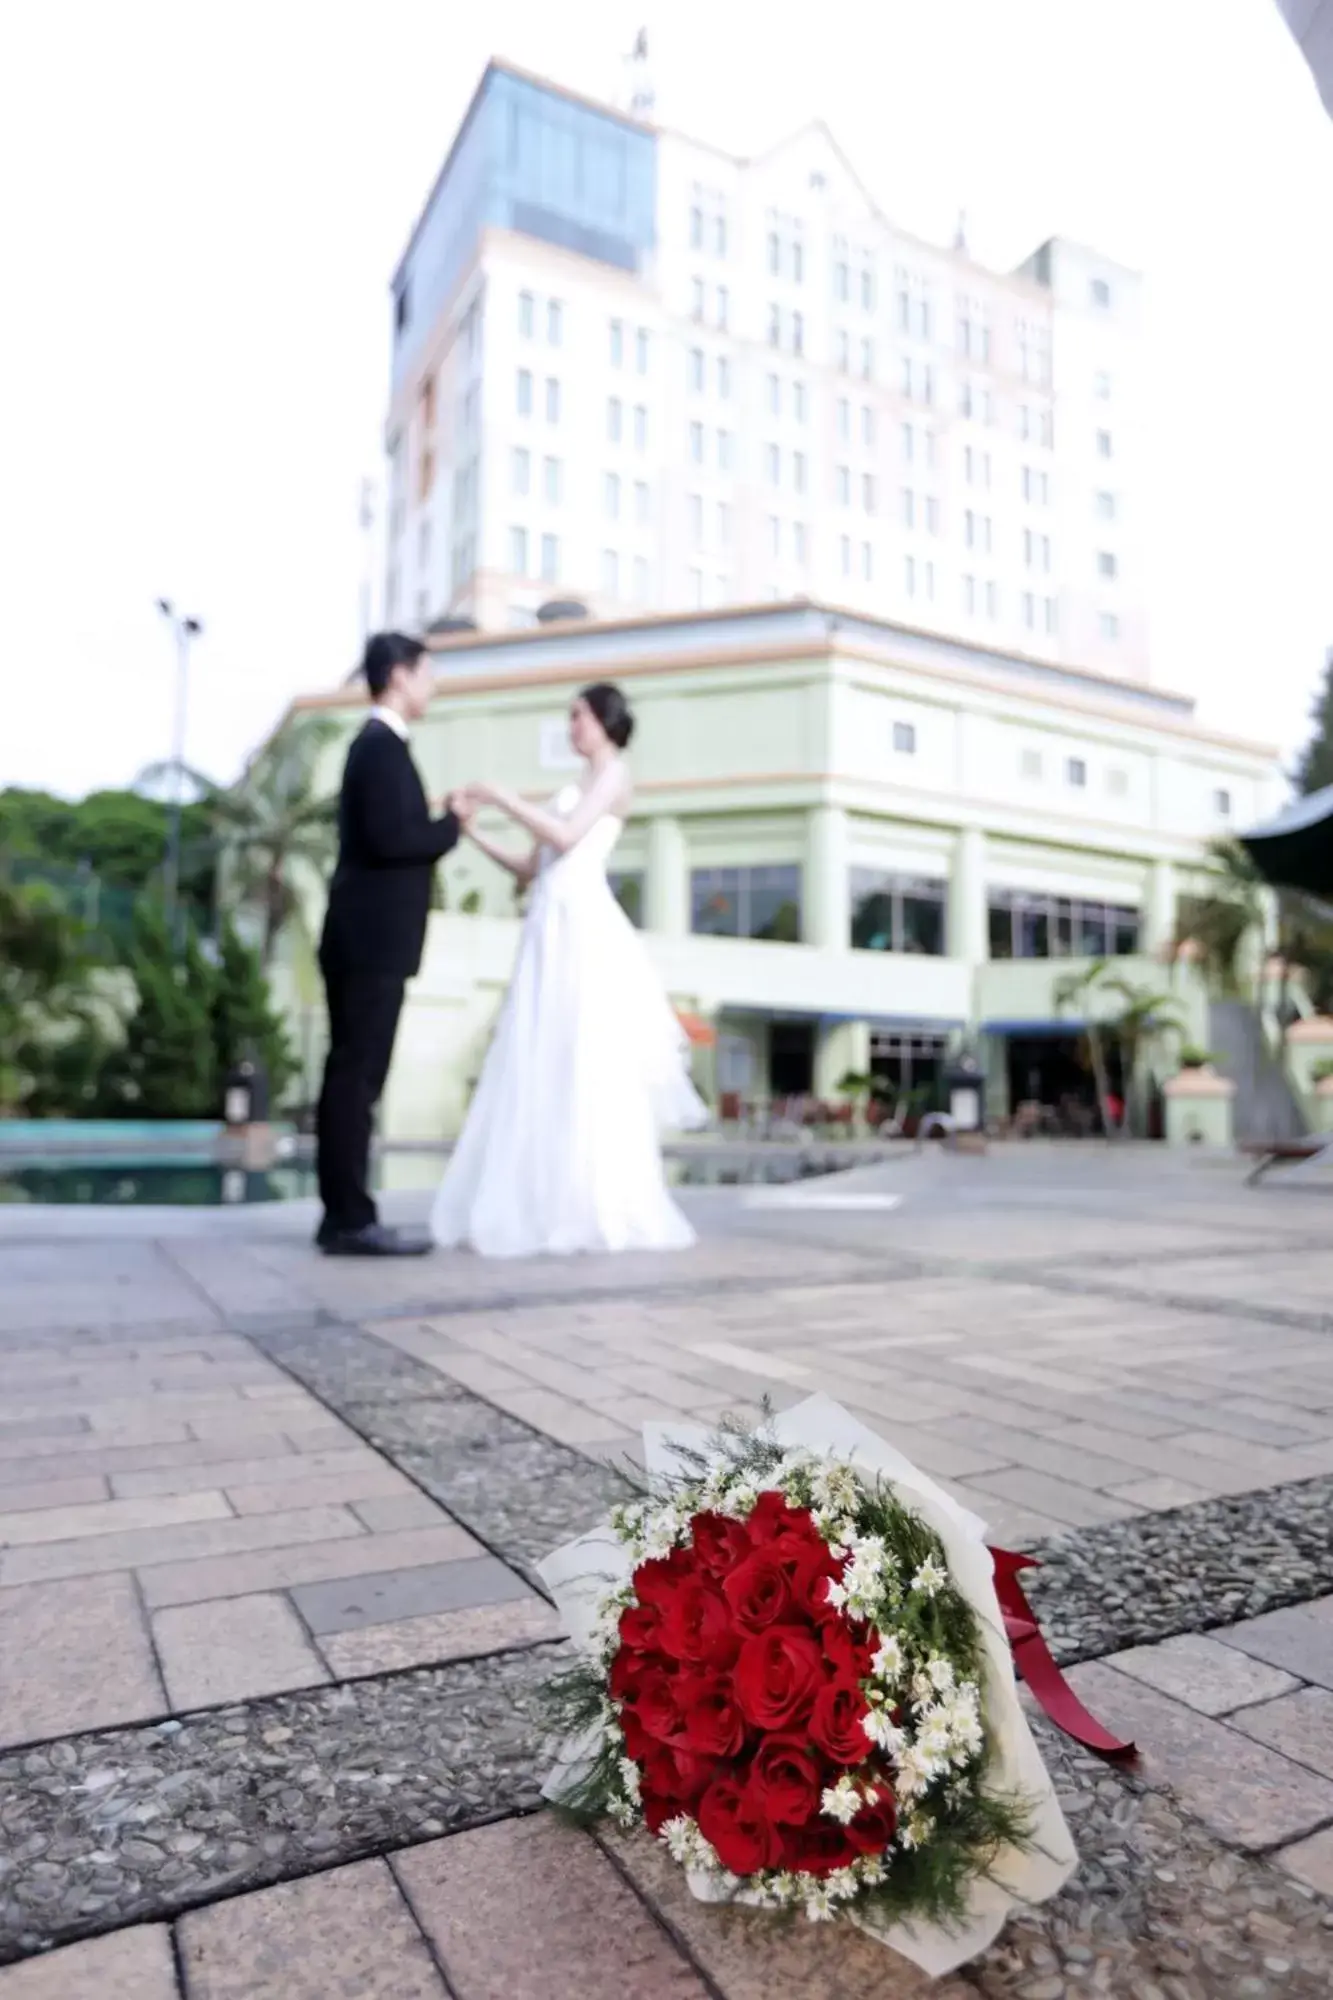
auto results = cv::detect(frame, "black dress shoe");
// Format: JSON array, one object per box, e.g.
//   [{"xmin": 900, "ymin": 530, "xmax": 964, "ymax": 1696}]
[{"xmin": 319, "ymin": 1223, "xmax": 432, "ymax": 1258}]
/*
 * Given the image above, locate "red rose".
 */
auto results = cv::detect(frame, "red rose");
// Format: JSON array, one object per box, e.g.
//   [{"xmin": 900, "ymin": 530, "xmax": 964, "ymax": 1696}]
[
  {"xmin": 643, "ymin": 1744, "xmax": 717, "ymax": 1807},
  {"xmin": 747, "ymin": 1733, "xmax": 823, "ymax": 1826},
  {"xmin": 658, "ymin": 1579, "xmax": 739, "ymax": 1667},
  {"xmin": 620, "ymin": 1707, "xmax": 652, "ymax": 1761},
  {"xmin": 624, "ymin": 1664, "xmax": 682, "ymax": 1744},
  {"xmin": 608, "ymin": 1645, "xmax": 653, "ymax": 1703},
  {"xmin": 697, "ymin": 1775, "xmax": 781, "ymax": 1876},
  {"xmin": 733, "ymin": 1627, "xmax": 827, "ymax": 1730},
  {"xmin": 691, "ymin": 1510, "xmax": 752, "ymax": 1577},
  {"xmin": 721, "ymin": 1551, "xmax": 792, "ymax": 1633},
  {"xmin": 641, "ymin": 1787, "xmax": 675, "ymax": 1835},
  {"xmin": 820, "ymin": 1615, "xmax": 876, "ymax": 1681},
  {"xmin": 771, "ymin": 1529, "xmax": 841, "ymax": 1618},
  {"xmin": 632, "ymin": 1547, "xmax": 696, "ymax": 1607},
  {"xmin": 781, "ymin": 1818, "xmax": 859, "ymax": 1877},
  {"xmin": 745, "ymin": 1489, "xmax": 810, "ymax": 1545},
  {"xmin": 809, "ymin": 1678, "xmax": 872, "ymax": 1766},
  {"xmin": 675, "ymin": 1674, "xmax": 747, "ymax": 1758},
  {"xmin": 618, "ymin": 1602, "xmax": 662, "ymax": 1653},
  {"xmin": 847, "ymin": 1786, "xmax": 897, "ymax": 1856}
]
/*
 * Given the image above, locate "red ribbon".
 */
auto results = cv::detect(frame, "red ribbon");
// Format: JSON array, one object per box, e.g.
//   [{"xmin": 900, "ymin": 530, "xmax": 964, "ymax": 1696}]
[{"xmin": 989, "ymin": 1545, "xmax": 1136, "ymax": 1761}]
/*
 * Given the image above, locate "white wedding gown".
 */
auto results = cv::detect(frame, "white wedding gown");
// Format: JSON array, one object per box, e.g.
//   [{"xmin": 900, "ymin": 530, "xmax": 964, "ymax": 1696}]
[{"xmin": 430, "ymin": 785, "xmax": 707, "ymax": 1257}]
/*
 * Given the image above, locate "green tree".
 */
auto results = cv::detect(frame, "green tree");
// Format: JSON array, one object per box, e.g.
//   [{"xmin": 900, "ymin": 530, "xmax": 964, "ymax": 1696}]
[
  {"xmin": 1174, "ymin": 839, "xmax": 1266, "ymax": 1000},
  {"xmin": 0, "ymin": 880, "xmax": 103, "ymax": 1114},
  {"xmin": 1296, "ymin": 649, "xmax": 1333, "ymax": 797},
  {"xmin": 1055, "ymin": 959, "xmax": 1184, "ymax": 1137},
  {"xmin": 211, "ymin": 924, "xmax": 296, "ymax": 1105},
  {"xmin": 0, "ymin": 786, "xmax": 214, "ymax": 930},
  {"xmin": 141, "ymin": 720, "xmax": 339, "ymax": 962},
  {"xmin": 99, "ymin": 905, "xmax": 220, "ymax": 1118}
]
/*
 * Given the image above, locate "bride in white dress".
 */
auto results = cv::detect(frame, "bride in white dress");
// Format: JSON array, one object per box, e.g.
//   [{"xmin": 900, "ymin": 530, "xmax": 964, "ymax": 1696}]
[{"xmin": 430, "ymin": 682, "xmax": 707, "ymax": 1257}]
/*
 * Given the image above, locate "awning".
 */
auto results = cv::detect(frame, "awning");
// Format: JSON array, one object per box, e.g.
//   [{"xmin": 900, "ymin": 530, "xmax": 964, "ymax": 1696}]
[
  {"xmin": 1239, "ymin": 783, "xmax": 1333, "ymax": 898},
  {"xmin": 983, "ymin": 1019, "xmax": 1087, "ymax": 1038},
  {"xmin": 676, "ymin": 1011, "xmax": 717, "ymax": 1047}
]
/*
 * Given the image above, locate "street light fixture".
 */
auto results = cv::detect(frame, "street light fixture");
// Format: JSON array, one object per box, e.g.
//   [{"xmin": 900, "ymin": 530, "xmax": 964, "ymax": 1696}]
[{"xmin": 156, "ymin": 598, "xmax": 203, "ymax": 931}]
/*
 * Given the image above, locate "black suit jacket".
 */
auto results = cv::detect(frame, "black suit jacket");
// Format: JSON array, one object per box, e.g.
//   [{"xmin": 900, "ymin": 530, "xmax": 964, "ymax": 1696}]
[{"xmin": 320, "ymin": 719, "xmax": 460, "ymax": 978}]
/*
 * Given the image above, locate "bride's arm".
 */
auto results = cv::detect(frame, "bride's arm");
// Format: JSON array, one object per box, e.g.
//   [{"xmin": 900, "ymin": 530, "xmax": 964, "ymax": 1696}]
[
  {"xmin": 465, "ymin": 825, "xmax": 540, "ymax": 886},
  {"xmin": 471, "ymin": 762, "xmax": 628, "ymax": 854}
]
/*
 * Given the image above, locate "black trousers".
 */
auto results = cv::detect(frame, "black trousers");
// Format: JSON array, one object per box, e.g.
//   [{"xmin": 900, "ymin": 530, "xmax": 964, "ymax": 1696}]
[{"xmin": 316, "ymin": 959, "xmax": 406, "ymax": 1234}]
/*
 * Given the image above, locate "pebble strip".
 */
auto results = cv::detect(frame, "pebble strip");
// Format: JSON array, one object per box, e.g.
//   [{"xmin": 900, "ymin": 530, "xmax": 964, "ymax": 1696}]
[{"xmin": 0, "ymin": 1644, "xmax": 556, "ymax": 1965}]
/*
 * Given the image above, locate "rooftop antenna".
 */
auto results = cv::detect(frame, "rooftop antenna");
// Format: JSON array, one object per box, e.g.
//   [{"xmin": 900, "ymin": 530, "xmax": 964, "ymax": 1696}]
[{"xmin": 624, "ymin": 27, "xmax": 655, "ymax": 119}]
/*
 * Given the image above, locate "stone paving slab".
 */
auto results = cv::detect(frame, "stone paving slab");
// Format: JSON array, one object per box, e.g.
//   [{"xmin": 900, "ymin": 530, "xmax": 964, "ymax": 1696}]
[
  {"xmin": 290, "ymin": 1553, "xmax": 534, "ymax": 1635},
  {"xmin": 179, "ymin": 1858, "xmax": 445, "ymax": 1998},
  {"xmin": 1217, "ymin": 1597, "xmax": 1333, "ymax": 1688},
  {"xmin": 0, "ymin": 1926, "xmax": 179, "ymax": 1998},
  {"xmin": 318, "ymin": 1599, "xmax": 560, "ymax": 1677},
  {"xmin": 153, "ymin": 1592, "xmax": 330, "ymax": 1709},
  {"xmin": 1233, "ymin": 1687, "xmax": 1333, "ymax": 1782},
  {"xmin": 137, "ymin": 1520, "xmax": 481, "ymax": 1611},
  {"xmin": 0, "ymin": 1573, "xmax": 164, "ymax": 1749},
  {"xmin": 394, "ymin": 1815, "xmax": 710, "ymax": 1999},
  {"xmin": 1104, "ymin": 1632, "xmax": 1302, "ymax": 1716}
]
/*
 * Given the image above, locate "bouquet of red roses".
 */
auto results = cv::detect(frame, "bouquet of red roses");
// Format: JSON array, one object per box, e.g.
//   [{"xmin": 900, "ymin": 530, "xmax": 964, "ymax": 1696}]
[{"xmin": 540, "ymin": 1396, "xmax": 1077, "ymax": 1977}]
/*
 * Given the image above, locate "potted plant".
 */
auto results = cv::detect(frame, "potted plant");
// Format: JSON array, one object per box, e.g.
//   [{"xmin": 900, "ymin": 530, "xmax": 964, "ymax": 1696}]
[{"xmin": 1176, "ymin": 1044, "xmax": 1218, "ymax": 1073}]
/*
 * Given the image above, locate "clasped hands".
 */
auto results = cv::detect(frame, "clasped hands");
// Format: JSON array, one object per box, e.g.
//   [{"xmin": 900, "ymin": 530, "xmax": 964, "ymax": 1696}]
[{"xmin": 434, "ymin": 783, "xmax": 494, "ymax": 829}]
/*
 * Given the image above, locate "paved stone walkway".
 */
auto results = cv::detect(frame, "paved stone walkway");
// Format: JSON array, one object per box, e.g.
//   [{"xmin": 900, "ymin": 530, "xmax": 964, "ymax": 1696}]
[{"xmin": 1, "ymin": 1145, "xmax": 1332, "ymax": 1994}]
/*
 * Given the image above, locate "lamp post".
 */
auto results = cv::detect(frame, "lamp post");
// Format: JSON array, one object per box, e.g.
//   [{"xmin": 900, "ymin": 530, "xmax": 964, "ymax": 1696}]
[{"xmin": 156, "ymin": 598, "xmax": 203, "ymax": 933}]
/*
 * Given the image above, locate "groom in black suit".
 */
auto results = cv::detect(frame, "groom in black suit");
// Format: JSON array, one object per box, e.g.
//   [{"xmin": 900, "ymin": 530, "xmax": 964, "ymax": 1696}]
[{"xmin": 316, "ymin": 632, "xmax": 464, "ymax": 1256}]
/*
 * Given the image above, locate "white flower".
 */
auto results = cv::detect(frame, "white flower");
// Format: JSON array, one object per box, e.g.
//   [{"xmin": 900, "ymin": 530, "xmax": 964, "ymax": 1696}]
[
  {"xmin": 862, "ymin": 1707, "xmax": 906, "ymax": 1756},
  {"xmin": 821, "ymin": 1775, "xmax": 862, "ymax": 1825},
  {"xmin": 823, "ymin": 1577, "xmax": 849, "ymax": 1612},
  {"xmin": 662, "ymin": 1815, "xmax": 700, "ymax": 1864},
  {"xmin": 900, "ymin": 1813, "xmax": 933, "ymax": 1850},
  {"xmin": 720, "ymin": 1478, "xmax": 759, "ymax": 1519},
  {"xmin": 894, "ymin": 1745, "xmax": 933, "ymax": 1800},
  {"xmin": 926, "ymin": 1655, "xmax": 956, "ymax": 1694},
  {"xmin": 871, "ymin": 1633, "xmax": 905, "ymax": 1683},
  {"xmin": 618, "ymin": 1757, "xmax": 642, "ymax": 1805},
  {"xmin": 910, "ymin": 1556, "xmax": 946, "ymax": 1599},
  {"xmin": 608, "ymin": 1796, "xmax": 637, "ymax": 1828},
  {"xmin": 804, "ymin": 1885, "xmax": 837, "ymax": 1922},
  {"xmin": 857, "ymin": 1853, "xmax": 888, "ymax": 1886},
  {"xmin": 826, "ymin": 1867, "xmax": 861, "ymax": 1903}
]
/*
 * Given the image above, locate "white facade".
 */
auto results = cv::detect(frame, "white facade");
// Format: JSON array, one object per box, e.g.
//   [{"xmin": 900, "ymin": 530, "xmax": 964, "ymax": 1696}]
[{"xmin": 384, "ymin": 63, "xmax": 1149, "ymax": 681}]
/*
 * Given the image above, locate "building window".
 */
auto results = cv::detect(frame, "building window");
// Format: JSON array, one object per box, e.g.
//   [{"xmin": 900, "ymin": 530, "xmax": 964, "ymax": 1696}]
[
  {"xmin": 509, "ymin": 525, "xmax": 529, "ymax": 575},
  {"xmin": 1044, "ymin": 597, "xmax": 1057, "ymax": 633},
  {"xmin": 901, "ymin": 421, "xmax": 914, "ymax": 463},
  {"xmin": 1023, "ymin": 591, "xmax": 1036, "ymax": 629},
  {"xmin": 518, "ymin": 292, "xmax": 535, "ymax": 338},
  {"xmin": 836, "ymin": 465, "xmax": 850, "ymax": 505},
  {"xmin": 601, "ymin": 549, "xmax": 619, "ymax": 597},
  {"xmin": 767, "ymin": 373, "xmax": 780, "ymax": 416},
  {"xmin": 1097, "ymin": 429, "xmax": 1113, "ymax": 458},
  {"xmin": 608, "ymin": 870, "xmax": 644, "ymax": 926},
  {"xmin": 1107, "ymin": 768, "xmax": 1129, "ymax": 798},
  {"xmin": 1215, "ymin": 788, "xmax": 1232, "ymax": 817},
  {"xmin": 717, "ymin": 285, "xmax": 730, "ymax": 329},
  {"xmin": 1098, "ymin": 550, "xmax": 1118, "ymax": 579},
  {"xmin": 544, "ymin": 457, "xmax": 561, "ymax": 504},
  {"xmin": 689, "ymin": 204, "xmax": 704, "ymax": 250},
  {"xmin": 838, "ymin": 397, "xmax": 850, "ymax": 441},
  {"xmin": 634, "ymin": 480, "xmax": 650, "ymax": 524},
  {"xmin": 1095, "ymin": 369, "xmax": 1112, "ymax": 398},
  {"xmin": 516, "ymin": 369, "xmax": 533, "ymax": 416},
  {"xmin": 1091, "ymin": 278, "xmax": 1112, "ymax": 308},
  {"xmin": 691, "ymin": 865, "xmax": 802, "ymax": 943},
  {"xmin": 925, "ymin": 496, "xmax": 940, "ymax": 535},
  {"xmin": 862, "ymin": 405, "xmax": 875, "ymax": 447},
  {"xmin": 604, "ymin": 471, "xmax": 621, "ymax": 519},
  {"xmin": 793, "ymin": 451, "xmax": 807, "ymax": 493},
  {"xmin": 540, "ymin": 533, "xmax": 558, "ymax": 581},
  {"xmin": 609, "ymin": 319, "xmax": 624, "ymax": 367},
  {"xmin": 689, "ymin": 421, "xmax": 704, "ymax": 463},
  {"xmin": 862, "ymin": 541, "xmax": 873, "ymax": 581},
  {"xmin": 689, "ymin": 566, "xmax": 704, "ymax": 606},
  {"xmin": 689, "ymin": 347, "xmax": 705, "ymax": 393},
  {"xmin": 547, "ymin": 299, "xmax": 563, "ymax": 346},
  {"xmin": 904, "ymin": 554, "xmax": 916, "ymax": 597},
  {"xmin": 962, "ymin": 574, "xmax": 976, "ymax": 615},
  {"xmin": 793, "ymin": 381, "xmax": 807, "ymax": 422},
  {"xmin": 607, "ymin": 397, "xmax": 623, "ymax": 444},
  {"xmin": 892, "ymin": 721, "xmax": 916, "ymax": 755},
  {"xmin": 545, "ymin": 378, "xmax": 560, "ymax": 423},
  {"xmin": 850, "ymin": 871, "xmax": 946, "ymax": 955},
  {"xmin": 1100, "ymin": 611, "xmax": 1120, "ymax": 640},
  {"xmin": 766, "ymin": 443, "xmax": 780, "ymax": 484},
  {"xmin": 988, "ymin": 891, "xmax": 1140, "ymax": 961},
  {"xmin": 717, "ymin": 356, "xmax": 731, "ymax": 399},
  {"xmin": 511, "ymin": 447, "xmax": 530, "ymax": 496},
  {"xmin": 1097, "ymin": 491, "xmax": 1117, "ymax": 521},
  {"xmin": 860, "ymin": 338, "xmax": 874, "ymax": 380},
  {"xmin": 718, "ymin": 500, "xmax": 732, "ymax": 546},
  {"xmin": 1021, "ymin": 747, "xmax": 1043, "ymax": 779},
  {"xmin": 793, "ymin": 522, "xmax": 808, "ymax": 564},
  {"xmin": 691, "ymin": 277, "xmax": 705, "ymax": 322},
  {"xmin": 634, "ymin": 405, "xmax": 648, "ymax": 450},
  {"xmin": 862, "ymin": 473, "xmax": 876, "ymax": 513},
  {"xmin": 792, "ymin": 312, "xmax": 805, "ymax": 355},
  {"xmin": 1066, "ymin": 757, "xmax": 1087, "ymax": 788},
  {"xmin": 636, "ymin": 328, "xmax": 649, "ymax": 374},
  {"xmin": 986, "ymin": 580, "xmax": 999, "ymax": 620}
]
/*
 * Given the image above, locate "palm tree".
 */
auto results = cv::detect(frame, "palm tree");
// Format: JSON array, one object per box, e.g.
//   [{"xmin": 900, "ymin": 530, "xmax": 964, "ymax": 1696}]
[
  {"xmin": 1172, "ymin": 839, "xmax": 1267, "ymax": 999},
  {"xmin": 140, "ymin": 720, "xmax": 341, "ymax": 964},
  {"xmin": 1054, "ymin": 958, "xmax": 1184, "ymax": 1136}
]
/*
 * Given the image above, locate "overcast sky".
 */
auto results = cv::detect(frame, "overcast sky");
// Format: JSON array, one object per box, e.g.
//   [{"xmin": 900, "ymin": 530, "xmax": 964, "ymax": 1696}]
[{"xmin": 2, "ymin": 0, "xmax": 1331, "ymax": 800}]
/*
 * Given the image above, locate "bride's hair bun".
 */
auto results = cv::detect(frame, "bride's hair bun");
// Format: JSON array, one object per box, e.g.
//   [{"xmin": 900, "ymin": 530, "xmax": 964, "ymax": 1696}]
[{"xmin": 580, "ymin": 681, "xmax": 635, "ymax": 749}]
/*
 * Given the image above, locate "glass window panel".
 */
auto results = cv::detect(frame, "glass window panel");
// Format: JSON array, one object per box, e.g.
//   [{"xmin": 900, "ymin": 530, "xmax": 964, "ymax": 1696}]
[
  {"xmin": 1016, "ymin": 899, "xmax": 1050, "ymax": 959},
  {"xmin": 1076, "ymin": 903, "xmax": 1108, "ymax": 956},
  {"xmin": 899, "ymin": 891, "xmax": 945, "ymax": 956},
  {"xmin": 608, "ymin": 871, "xmax": 643, "ymax": 927},
  {"xmin": 691, "ymin": 868, "xmax": 741, "ymax": 936},
  {"xmin": 1111, "ymin": 906, "xmax": 1140, "ymax": 955},
  {"xmin": 988, "ymin": 900, "xmax": 1014, "ymax": 960},
  {"xmin": 747, "ymin": 865, "xmax": 802, "ymax": 942}
]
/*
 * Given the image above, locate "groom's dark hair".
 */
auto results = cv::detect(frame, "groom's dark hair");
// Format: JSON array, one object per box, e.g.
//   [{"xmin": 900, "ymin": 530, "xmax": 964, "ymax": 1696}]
[{"xmin": 362, "ymin": 631, "xmax": 426, "ymax": 699}]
